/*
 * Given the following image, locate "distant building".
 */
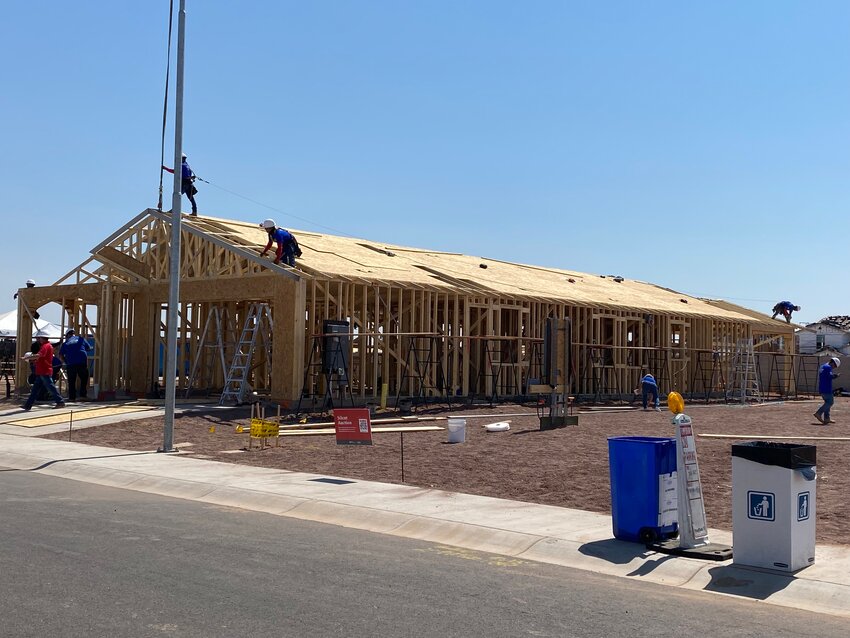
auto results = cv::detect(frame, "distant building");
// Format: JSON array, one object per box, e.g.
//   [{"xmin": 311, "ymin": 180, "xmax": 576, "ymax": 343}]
[{"xmin": 797, "ymin": 316, "xmax": 850, "ymax": 355}]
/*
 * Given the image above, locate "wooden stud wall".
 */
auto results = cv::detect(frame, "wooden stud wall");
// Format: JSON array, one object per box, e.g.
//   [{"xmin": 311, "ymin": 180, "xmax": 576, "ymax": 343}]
[{"xmin": 14, "ymin": 211, "xmax": 796, "ymax": 402}]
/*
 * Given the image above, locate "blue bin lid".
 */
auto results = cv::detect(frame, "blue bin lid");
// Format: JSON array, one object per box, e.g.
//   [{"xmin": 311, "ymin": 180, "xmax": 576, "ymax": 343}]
[{"xmin": 608, "ymin": 436, "xmax": 675, "ymax": 444}]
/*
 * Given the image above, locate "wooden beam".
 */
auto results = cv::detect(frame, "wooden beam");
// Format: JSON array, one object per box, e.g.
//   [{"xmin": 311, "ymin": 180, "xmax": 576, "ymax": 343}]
[{"xmin": 93, "ymin": 246, "xmax": 150, "ymax": 282}]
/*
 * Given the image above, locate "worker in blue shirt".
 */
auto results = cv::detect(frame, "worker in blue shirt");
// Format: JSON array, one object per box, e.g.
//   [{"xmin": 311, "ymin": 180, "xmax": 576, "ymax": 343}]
[
  {"xmin": 814, "ymin": 357, "xmax": 840, "ymax": 424},
  {"xmin": 259, "ymin": 218, "xmax": 301, "ymax": 267},
  {"xmin": 636, "ymin": 372, "xmax": 660, "ymax": 411},
  {"xmin": 59, "ymin": 328, "xmax": 91, "ymax": 402},
  {"xmin": 162, "ymin": 152, "xmax": 198, "ymax": 216},
  {"xmin": 771, "ymin": 301, "xmax": 800, "ymax": 323}
]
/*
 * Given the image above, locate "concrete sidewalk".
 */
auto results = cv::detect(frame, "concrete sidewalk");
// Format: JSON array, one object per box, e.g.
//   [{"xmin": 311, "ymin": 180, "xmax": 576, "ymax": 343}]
[{"xmin": 1, "ymin": 417, "xmax": 848, "ymax": 618}]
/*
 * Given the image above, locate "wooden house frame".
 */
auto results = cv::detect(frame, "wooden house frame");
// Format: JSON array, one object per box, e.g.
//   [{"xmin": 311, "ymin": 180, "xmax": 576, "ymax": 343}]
[{"xmin": 15, "ymin": 209, "xmax": 795, "ymax": 403}]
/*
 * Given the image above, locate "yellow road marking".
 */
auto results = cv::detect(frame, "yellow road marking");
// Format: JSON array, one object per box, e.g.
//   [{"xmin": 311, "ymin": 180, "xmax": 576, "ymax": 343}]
[{"xmin": 422, "ymin": 545, "xmax": 528, "ymax": 568}]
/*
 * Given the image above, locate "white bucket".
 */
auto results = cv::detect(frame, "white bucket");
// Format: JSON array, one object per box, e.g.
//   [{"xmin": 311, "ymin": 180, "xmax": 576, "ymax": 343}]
[{"xmin": 447, "ymin": 417, "xmax": 466, "ymax": 443}]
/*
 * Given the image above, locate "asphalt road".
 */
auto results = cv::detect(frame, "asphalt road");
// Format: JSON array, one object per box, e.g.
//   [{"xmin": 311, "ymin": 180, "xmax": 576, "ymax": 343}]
[{"xmin": 0, "ymin": 467, "xmax": 845, "ymax": 638}]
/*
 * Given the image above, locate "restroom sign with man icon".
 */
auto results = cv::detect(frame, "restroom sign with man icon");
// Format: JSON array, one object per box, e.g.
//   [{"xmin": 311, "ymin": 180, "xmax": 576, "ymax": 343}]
[{"xmin": 747, "ymin": 491, "xmax": 775, "ymax": 521}]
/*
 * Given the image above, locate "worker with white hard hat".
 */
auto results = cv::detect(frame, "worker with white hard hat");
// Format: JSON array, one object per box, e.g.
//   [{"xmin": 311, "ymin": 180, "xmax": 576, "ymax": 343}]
[
  {"xmin": 21, "ymin": 330, "xmax": 65, "ymax": 411},
  {"xmin": 59, "ymin": 328, "xmax": 91, "ymax": 402},
  {"xmin": 13, "ymin": 278, "xmax": 41, "ymax": 319},
  {"xmin": 259, "ymin": 219, "xmax": 301, "ymax": 267},
  {"xmin": 814, "ymin": 357, "xmax": 841, "ymax": 424},
  {"xmin": 162, "ymin": 152, "xmax": 198, "ymax": 216},
  {"xmin": 13, "ymin": 279, "xmax": 36, "ymax": 300}
]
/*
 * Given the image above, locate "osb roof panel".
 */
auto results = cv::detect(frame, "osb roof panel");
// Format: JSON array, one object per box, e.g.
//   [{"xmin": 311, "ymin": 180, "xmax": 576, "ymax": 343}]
[
  {"xmin": 192, "ymin": 215, "xmax": 778, "ymax": 324},
  {"xmin": 700, "ymin": 299, "xmax": 791, "ymax": 327}
]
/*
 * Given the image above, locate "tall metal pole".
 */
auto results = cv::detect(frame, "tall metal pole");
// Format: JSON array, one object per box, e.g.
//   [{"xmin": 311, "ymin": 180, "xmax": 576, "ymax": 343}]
[{"xmin": 161, "ymin": 0, "xmax": 187, "ymax": 453}]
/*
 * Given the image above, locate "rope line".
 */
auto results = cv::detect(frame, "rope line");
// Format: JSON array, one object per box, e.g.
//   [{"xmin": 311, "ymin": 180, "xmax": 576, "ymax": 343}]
[
  {"xmin": 197, "ymin": 176, "xmax": 358, "ymax": 238},
  {"xmin": 157, "ymin": 0, "xmax": 175, "ymax": 211}
]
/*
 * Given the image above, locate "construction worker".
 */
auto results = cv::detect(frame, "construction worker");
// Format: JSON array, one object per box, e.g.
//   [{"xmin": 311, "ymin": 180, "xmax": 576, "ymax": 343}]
[
  {"xmin": 13, "ymin": 279, "xmax": 39, "ymax": 319},
  {"xmin": 21, "ymin": 330, "xmax": 65, "ymax": 410},
  {"xmin": 636, "ymin": 371, "xmax": 660, "ymax": 411},
  {"xmin": 771, "ymin": 301, "xmax": 800, "ymax": 323},
  {"xmin": 162, "ymin": 152, "xmax": 198, "ymax": 216},
  {"xmin": 814, "ymin": 357, "xmax": 840, "ymax": 424},
  {"xmin": 59, "ymin": 328, "xmax": 90, "ymax": 402},
  {"xmin": 259, "ymin": 219, "xmax": 301, "ymax": 267}
]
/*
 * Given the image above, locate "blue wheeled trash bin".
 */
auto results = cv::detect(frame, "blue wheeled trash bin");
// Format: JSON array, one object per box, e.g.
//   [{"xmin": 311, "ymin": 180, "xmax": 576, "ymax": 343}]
[{"xmin": 608, "ymin": 436, "xmax": 678, "ymax": 543}]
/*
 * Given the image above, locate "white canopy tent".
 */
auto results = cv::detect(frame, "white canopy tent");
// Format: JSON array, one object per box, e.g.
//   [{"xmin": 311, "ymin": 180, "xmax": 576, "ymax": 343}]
[{"xmin": 0, "ymin": 309, "xmax": 63, "ymax": 339}]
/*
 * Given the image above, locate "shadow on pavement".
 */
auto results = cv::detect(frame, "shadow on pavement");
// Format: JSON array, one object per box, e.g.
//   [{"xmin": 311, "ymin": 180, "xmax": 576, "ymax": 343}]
[
  {"xmin": 0, "ymin": 450, "xmax": 158, "ymax": 472},
  {"xmin": 579, "ymin": 538, "xmax": 654, "ymax": 566},
  {"xmin": 702, "ymin": 564, "xmax": 792, "ymax": 600}
]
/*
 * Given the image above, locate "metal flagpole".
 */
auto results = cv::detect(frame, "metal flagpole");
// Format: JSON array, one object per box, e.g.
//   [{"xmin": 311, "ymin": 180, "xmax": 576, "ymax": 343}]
[{"xmin": 161, "ymin": 0, "xmax": 187, "ymax": 453}]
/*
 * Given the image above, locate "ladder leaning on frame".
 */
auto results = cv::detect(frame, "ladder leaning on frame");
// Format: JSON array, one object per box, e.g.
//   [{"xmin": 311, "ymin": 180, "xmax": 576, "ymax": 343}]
[{"xmin": 219, "ymin": 303, "xmax": 274, "ymax": 405}]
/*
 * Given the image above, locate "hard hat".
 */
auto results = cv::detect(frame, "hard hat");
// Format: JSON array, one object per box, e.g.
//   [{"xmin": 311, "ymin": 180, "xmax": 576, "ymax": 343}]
[
  {"xmin": 25, "ymin": 279, "xmax": 35, "ymax": 286},
  {"xmin": 34, "ymin": 329, "xmax": 50, "ymax": 338},
  {"xmin": 181, "ymin": 152, "xmax": 187, "ymax": 158},
  {"xmin": 831, "ymin": 357, "xmax": 841, "ymax": 368},
  {"xmin": 65, "ymin": 329, "xmax": 76, "ymax": 337},
  {"xmin": 260, "ymin": 219, "xmax": 276, "ymax": 229}
]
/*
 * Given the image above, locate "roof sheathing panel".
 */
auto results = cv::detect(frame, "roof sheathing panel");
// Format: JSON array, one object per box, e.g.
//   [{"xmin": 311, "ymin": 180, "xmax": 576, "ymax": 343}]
[{"xmin": 190, "ymin": 215, "xmax": 775, "ymax": 323}]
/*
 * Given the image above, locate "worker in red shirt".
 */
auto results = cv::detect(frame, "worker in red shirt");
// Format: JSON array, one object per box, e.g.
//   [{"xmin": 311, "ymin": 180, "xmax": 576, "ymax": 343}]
[{"xmin": 22, "ymin": 331, "xmax": 65, "ymax": 410}]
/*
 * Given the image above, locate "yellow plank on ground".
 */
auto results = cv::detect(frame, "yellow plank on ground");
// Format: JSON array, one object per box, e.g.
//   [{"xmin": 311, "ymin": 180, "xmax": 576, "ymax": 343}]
[{"xmin": 4, "ymin": 406, "xmax": 157, "ymax": 428}]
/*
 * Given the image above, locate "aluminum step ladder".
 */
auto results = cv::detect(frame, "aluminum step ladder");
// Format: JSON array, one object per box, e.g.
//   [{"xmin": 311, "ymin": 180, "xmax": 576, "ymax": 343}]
[
  {"xmin": 726, "ymin": 338, "xmax": 762, "ymax": 403},
  {"xmin": 219, "ymin": 303, "xmax": 273, "ymax": 405}
]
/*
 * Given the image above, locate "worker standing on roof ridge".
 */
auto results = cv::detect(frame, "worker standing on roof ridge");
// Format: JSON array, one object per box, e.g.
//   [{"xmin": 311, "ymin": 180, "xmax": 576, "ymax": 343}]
[
  {"xmin": 771, "ymin": 301, "xmax": 800, "ymax": 323},
  {"xmin": 259, "ymin": 219, "xmax": 301, "ymax": 267},
  {"xmin": 162, "ymin": 152, "xmax": 198, "ymax": 216}
]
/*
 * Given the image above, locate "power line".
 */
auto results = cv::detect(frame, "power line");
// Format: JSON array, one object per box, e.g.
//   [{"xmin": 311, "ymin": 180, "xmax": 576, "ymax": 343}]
[{"xmin": 196, "ymin": 176, "xmax": 359, "ymax": 239}]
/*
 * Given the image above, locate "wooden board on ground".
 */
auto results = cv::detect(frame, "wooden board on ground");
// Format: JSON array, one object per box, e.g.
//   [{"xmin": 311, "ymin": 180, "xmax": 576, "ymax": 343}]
[
  {"xmin": 280, "ymin": 425, "xmax": 444, "ymax": 437},
  {"xmin": 3, "ymin": 406, "xmax": 157, "ymax": 428},
  {"xmin": 279, "ymin": 416, "xmax": 442, "ymax": 430},
  {"xmin": 699, "ymin": 434, "xmax": 850, "ymax": 442}
]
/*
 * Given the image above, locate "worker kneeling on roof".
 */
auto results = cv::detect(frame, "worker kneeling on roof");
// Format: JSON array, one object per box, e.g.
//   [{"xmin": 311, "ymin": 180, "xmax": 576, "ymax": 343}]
[{"xmin": 259, "ymin": 219, "xmax": 301, "ymax": 267}]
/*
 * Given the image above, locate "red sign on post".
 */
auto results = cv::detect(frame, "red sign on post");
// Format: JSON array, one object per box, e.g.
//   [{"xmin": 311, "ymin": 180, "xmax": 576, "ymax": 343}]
[{"xmin": 333, "ymin": 408, "xmax": 372, "ymax": 445}]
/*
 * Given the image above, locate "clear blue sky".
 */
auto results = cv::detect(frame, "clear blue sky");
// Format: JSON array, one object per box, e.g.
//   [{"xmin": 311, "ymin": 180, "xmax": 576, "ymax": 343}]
[{"xmin": 2, "ymin": 2, "xmax": 848, "ymax": 325}]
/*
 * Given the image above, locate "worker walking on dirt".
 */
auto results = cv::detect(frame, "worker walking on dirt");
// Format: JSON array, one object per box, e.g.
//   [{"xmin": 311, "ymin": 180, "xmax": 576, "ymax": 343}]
[
  {"xmin": 814, "ymin": 357, "xmax": 840, "ymax": 424},
  {"xmin": 59, "ymin": 328, "xmax": 90, "ymax": 402},
  {"xmin": 259, "ymin": 219, "xmax": 301, "ymax": 267},
  {"xmin": 162, "ymin": 153, "xmax": 198, "ymax": 216},
  {"xmin": 771, "ymin": 301, "xmax": 800, "ymax": 323},
  {"xmin": 636, "ymin": 372, "xmax": 660, "ymax": 411},
  {"xmin": 21, "ymin": 330, "xmax": 65, "ymax": 411}
]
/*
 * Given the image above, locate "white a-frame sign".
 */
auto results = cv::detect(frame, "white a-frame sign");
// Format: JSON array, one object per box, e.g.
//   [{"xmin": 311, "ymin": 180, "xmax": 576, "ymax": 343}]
[{"xmin": 673, "ymin": 412, "xmax": 709, "ymax": 547}]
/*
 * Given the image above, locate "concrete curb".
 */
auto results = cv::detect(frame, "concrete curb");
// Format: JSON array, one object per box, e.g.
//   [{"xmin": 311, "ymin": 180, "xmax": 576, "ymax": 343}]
[{"xmin": 1, "ymin": 435, "xmax": 848, "ymax": 618}]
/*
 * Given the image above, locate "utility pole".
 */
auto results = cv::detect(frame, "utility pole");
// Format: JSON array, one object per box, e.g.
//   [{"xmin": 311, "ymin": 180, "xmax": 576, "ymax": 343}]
[{"xmin": 161, "ymin": 0, "xmax": 187, "ymax": 453}]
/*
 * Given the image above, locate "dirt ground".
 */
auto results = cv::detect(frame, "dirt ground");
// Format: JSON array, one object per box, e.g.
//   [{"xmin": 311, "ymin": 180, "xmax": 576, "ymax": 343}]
[{"xmin": 42, "ymin": 398, "xmax": 850, "ymax": 545}]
